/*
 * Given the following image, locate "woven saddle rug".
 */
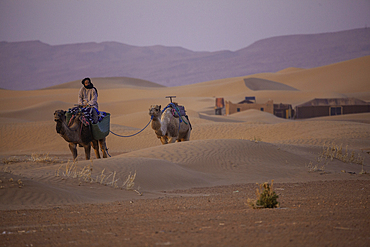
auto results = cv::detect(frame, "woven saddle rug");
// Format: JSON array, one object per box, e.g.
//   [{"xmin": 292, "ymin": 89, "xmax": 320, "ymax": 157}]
[{"xmin": 68, "ymin": 107, "xmax": 107, "ymax": 125}]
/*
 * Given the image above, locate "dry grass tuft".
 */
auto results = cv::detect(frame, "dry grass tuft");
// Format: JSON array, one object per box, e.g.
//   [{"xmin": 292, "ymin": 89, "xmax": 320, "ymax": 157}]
[
  {"xmin": 247, "ymin": 180, "xmax": 279, "ymax": 209},
  {"xmin": 29, "ymin": 153, "xmax": 59, "ymax": 163},
  {"xmin": 17, "ymin": 179, "xmax": 23, "ymax": 188},
  {"xmin": 55, "ymin": 160, "xmax": 142, "ymax": 194},
  {"xmin": 121, "ymin": 171, "xmax": 142, "ymax": 195},
  {"xmin": 320, "ymin": 143, "xmax": 365, "ymax": 165},
  {"xmin": 307, "ymin": 161, "xmax": 326, "ymax": 173},
  {"xmin": 250, "ymin": 136, "xmax": 261, "ymax": 143},
  {"xmin": 2, "ymin": 156, "xmax": 21, "ymax": 164},
  {"xmin": 307, "ymin": 143, "xmax": 366, "ymax": 174},
  {"xmin": 2, "ymin": 154, "xmax": 60, "ymax": 164},
  {"xmin": 0, "ymin": 175, "xmax": 24, "ymax": 189},
  {"xmin": 122, "ymin": 171, "xmax": 136, "ymax": 190},
  {"xmin": 2, "ymin": 166, "xmax": 12, "ymax": 174}
]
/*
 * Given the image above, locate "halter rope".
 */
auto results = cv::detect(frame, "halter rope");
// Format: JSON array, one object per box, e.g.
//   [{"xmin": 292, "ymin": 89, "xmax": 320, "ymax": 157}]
[{"xmin": 109, "ymin": 115, "xmax": 153, "ymax": 138}]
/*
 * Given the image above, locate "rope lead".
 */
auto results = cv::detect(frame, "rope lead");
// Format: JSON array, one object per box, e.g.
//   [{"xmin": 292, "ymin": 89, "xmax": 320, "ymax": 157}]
[{"xmin": 109, "ymin": 116, "xmax": 153, "ymax": 138}]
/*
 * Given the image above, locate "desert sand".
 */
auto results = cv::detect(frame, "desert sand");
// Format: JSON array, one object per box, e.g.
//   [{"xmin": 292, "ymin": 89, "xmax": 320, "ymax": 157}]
[{"xmin": 0, "ymin": 56, "xmax": 369, "ymax": 246}]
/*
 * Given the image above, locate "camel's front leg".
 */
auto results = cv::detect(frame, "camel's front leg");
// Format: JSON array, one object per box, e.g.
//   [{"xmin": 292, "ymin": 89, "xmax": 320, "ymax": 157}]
[
  {"xmin": 167, "ymin": 136, "xmax": 177, "ymax": 144},
  {"xmin": 83, "ymin": 143, "xmax": 92, "ymax": 160},
  {"xmin": 160, "ymin": 136, "xmax": 168, "ymax": 145},
  {"xmin": 91, "ymin": 140, "xmax": 100, "ymax": 159},
  {"xmin": 99, "ymin": 138, "xmax": 108, "ymax": 158},
  {"xmin": 184, "ymin": 128, "xmax": 191, "ymax": 141},
  {"xmin": 68, "ymin": 143, "xmax": 78, "ymax": 161}
]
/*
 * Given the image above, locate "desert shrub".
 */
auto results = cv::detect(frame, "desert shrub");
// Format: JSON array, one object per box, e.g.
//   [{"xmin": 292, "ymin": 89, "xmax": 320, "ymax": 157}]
[{"xmin": 248, "ymin": 180, "xmax": 279, "ymax": 209}]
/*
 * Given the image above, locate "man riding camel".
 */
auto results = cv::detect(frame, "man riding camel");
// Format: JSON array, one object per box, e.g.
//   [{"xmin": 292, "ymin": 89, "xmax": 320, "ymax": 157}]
[{"xmin": 78, "ymin": 77, "xmax": 99, "ymax": 123}]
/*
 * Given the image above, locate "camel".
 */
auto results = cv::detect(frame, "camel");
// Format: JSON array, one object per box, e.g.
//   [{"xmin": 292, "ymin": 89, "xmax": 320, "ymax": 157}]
[
  {"xmin": 149, "ymin": 105, "xmax": 191, "ymax": 144},
  {"xmin": 54, "ymin": 110, "xmax": 108, "ymax": 160}
]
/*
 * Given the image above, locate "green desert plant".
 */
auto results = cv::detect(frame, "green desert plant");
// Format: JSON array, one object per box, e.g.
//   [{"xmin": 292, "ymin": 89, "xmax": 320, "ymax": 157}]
[{"xmin": 248, "ymin": 180, "xmax": 279, "ymax": 209}]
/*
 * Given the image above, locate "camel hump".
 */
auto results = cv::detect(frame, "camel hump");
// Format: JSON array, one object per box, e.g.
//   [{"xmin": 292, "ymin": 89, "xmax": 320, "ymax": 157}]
[{"xmin": 164, "ymin": 103, "xmax": 186, "ymax": 118}]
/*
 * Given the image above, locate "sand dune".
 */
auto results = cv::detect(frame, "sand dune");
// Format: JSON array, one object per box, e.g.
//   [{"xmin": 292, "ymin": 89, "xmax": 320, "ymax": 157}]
[
  {"xmin": 258, "ymin": 55, "xmax": 370, "ymax": 94},
  {"xmin": 45, "ymin": 77, "xmax": 164, "ymax": 90},
  {"xmin": 0, "ymin": 56, "xmax": 369, "ymax": 210},
  {"xmin": 243, "ymin": 78, "xmax": 298, "ymax": 91}
]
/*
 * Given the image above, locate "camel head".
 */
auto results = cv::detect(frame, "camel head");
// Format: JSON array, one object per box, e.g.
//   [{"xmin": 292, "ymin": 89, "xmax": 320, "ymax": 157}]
[
  {"xmin": 54, "ymin": 110, "xmax": 66, "ymax": 134},
  {"xmin": 54, "ymin": 110, "xmax": 66, "ymax": 122},
  {"xmin": 149, "ymin": 105, "xmax": 161, "ymax": 118}
]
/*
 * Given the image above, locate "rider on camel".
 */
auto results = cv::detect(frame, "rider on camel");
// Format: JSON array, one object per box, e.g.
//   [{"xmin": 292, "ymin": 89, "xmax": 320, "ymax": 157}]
[{"xmin": 78, "ymin": 77, "xmax": 99, "ymax": 123}]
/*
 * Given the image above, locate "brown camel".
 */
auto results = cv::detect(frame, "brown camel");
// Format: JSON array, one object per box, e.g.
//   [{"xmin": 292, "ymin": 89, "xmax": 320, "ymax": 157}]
[
  {"xmin": 149, "ymin": 105, "xmax": 191, "ymax": 144},
  {"xmin": 54, "ymin": 110, "xmax": 108, "ymax": 160}
]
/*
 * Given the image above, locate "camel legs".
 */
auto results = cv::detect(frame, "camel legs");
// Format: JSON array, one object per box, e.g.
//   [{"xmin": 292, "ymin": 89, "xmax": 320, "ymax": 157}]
[
  {"xmin": 71, "ymin": 140, "xmax": 107, "ymax": 161},
  {"xmin": 68, "ymin": 143, "xmax": 78, "ymax": 161},
  {"xmin": 184, "ymin": 128, "xmax": 191, "ymax": 141},
  {"xmin": 82, "ymin": 143, "xmax": 93, "ymax": 160},
  {"xmin": 90, "ymin": 140, "xmax": 100, "ymax": 159},
  {"xmin": 177, "ymin": 124, "xmax": 191, "ymax": 142},
  {"xmin": 68, "ymin": 142, "xmax": 91, "ymax": 161},
  {"xmin": 79, "ymin": 139, "xmax": 108, "ymax": 160},
  {"xmin": 99, "ymin": 138, "xmax": 108, "ymax": 158},
  {"xmin": 160, "ymin": 136, "xmax": 168, "ymax": 144},
  {"xmin": 167, "ymin": 136, "xmax": 177, "ymax": 143},
  {"xmin": 67, "ymin": 140, "xmax": 108, "ymax": 161}
]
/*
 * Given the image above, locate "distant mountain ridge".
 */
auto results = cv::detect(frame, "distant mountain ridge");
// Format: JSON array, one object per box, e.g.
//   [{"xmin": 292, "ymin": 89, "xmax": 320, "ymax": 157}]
[{"xmin": 1, "ymin": 28, "xmax": 369, "ymax": 90}]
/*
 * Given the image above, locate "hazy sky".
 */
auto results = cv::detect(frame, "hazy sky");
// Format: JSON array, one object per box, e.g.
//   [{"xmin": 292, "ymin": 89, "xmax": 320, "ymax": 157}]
[{"xmin": 1, "ymin": 0, "xmax": 369, "ymax": 52}]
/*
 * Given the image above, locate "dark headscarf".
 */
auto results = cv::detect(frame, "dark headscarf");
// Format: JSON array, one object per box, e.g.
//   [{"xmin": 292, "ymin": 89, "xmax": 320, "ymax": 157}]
[{"xmin": 81, "ymin": 77, "xmax": 98, "ymax": 96}]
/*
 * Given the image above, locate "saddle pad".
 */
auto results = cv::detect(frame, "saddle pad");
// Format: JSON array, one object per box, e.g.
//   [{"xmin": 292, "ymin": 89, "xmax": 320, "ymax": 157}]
[
  {"xmin": 65, "ymin": 112, "xmax": 110, "ymax": 140},
  {"xmin": 171, "ymin": 105, "xmax": 186, "ymax": 117}
]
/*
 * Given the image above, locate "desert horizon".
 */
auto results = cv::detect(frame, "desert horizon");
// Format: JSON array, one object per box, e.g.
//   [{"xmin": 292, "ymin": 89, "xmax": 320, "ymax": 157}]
[{"xmin": 2, "ymin": 28, "xmax": 370, "ymax": 90}]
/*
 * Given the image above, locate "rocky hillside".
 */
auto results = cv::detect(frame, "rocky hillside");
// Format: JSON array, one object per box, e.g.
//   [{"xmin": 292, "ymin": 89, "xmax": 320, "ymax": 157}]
[{"xmin": 1, "ymin": 28, "xmax": 369, "ymax": 90}]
